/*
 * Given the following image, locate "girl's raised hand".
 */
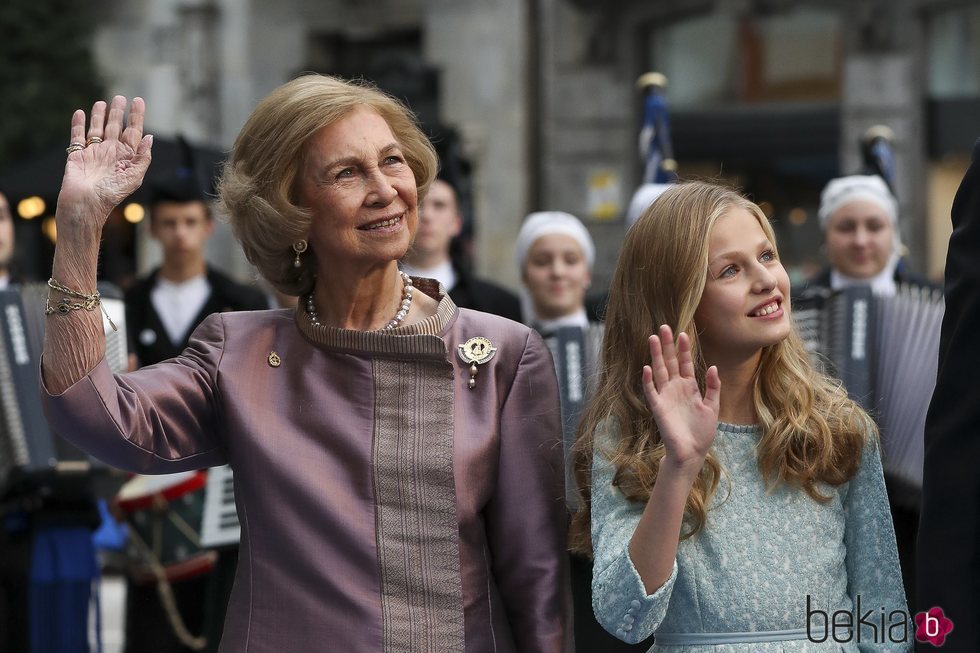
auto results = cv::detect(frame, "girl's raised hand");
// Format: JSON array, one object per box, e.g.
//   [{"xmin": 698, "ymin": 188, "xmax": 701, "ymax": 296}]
[
  {"xmin": 57, "ymin": 96, "xmax": 153, "ymax": 233},
  {"xmin": 641, "ymin": 325, "xmax": 721, "ymax": 472}
]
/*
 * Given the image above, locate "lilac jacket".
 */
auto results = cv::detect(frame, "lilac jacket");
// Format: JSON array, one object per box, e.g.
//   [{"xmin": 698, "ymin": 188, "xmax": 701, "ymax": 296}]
[{"xmin": 42, "ymin": 285, "xmax": 571, "ymax": 652}]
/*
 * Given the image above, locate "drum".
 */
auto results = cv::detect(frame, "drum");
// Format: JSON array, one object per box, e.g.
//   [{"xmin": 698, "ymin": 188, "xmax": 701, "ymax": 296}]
[{"xmin": 114, "ymin": 471, "xmax": 217, "ymax": 584}]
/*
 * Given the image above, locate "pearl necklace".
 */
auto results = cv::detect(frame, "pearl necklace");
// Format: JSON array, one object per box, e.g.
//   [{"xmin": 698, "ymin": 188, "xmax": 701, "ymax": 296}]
[{"xmin": 305, "ymin": 271, "xmax": 414, "ymax": 331}]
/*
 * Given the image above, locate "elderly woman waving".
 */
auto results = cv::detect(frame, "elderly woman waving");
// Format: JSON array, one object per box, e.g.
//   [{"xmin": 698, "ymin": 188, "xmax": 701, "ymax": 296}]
[{"xmin": 41, "ymin": 76, "xmax": 570, "ymax": 652}]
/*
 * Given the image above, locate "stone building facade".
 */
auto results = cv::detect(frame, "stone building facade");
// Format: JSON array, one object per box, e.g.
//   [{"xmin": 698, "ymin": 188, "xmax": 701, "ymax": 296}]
[{"xmin": 92, "ymin": 0, "xmax": 979, "ymax": 290}]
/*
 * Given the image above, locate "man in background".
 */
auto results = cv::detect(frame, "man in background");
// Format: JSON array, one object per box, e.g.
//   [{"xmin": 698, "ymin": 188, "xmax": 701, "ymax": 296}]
[
  {"xmin": 0, "ymin": 188, "xmax": 31, "ymax": 653},
  {"xmin": 1, "ymin": 188, "xmax": 101, "ymax": 653},
  {"xmin": 0, "ymin": 191, "xmax": 14, "ymax": 289},
  {"xmin": 401, "ymin": 175, "xmax": 522, "ymax": 322},
  {"xmin": 126, "ymin": 178, "xmax": 267, "ymax": 367}
]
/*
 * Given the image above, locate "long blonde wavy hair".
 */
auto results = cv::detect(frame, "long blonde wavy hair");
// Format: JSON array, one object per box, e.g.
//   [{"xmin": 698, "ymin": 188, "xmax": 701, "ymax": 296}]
[{"xmin": 568, "ymin": 181, "xmax": 872, "ymax": 555}]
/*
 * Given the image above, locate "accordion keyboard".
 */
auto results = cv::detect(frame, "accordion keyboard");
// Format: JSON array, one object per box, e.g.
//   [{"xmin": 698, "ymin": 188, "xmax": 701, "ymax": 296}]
[{"xmin": 200, "ymin": 464, "xmax": 241, "ymax": 548}]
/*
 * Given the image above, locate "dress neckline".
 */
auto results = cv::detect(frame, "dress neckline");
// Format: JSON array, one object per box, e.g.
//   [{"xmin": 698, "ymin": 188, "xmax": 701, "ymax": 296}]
[
  {"xmin": 293, "ymin": 276, "xmax": 457, "ymax": 358},
  {"xmin": 716, "ymin": 422, "xmax": 761, "ymax": 434}
]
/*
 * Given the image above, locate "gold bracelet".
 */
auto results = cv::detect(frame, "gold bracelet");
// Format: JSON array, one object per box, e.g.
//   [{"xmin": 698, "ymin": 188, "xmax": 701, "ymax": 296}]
[
  {"xmin": 45, "ymin": 277, "xmax": 118, "ymax": 331},
  {"xmin": 48, "ymin": 277, "xmax": 97, "ymax": 299}
]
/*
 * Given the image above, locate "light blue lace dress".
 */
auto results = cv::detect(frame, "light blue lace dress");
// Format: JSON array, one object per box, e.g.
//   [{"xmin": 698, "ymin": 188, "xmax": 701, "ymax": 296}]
[{"xmin": 591, "ymin": 421, "xmax": 911, "ymax": 652}]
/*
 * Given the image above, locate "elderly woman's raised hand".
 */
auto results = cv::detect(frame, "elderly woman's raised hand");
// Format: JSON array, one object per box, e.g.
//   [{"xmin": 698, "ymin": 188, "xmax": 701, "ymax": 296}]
[{"xmin": 57, "ymin": 96, "xmax": 152, "ymax": 233}]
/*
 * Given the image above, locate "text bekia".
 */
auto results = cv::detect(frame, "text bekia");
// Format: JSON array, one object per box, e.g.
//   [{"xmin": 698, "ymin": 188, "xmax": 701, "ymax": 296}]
[{"xmin": 806, "ymin": 595, "xmax": 909, "ymax": 644}]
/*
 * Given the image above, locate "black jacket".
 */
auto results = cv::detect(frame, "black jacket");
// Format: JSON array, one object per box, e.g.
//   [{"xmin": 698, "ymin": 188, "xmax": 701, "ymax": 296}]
[
  {"xmin": 447, "ymin": 264, "xmax": 522, "ymax": 323},
  {"xmin": 125, "ymin": 267, "xmax": 268, "ymax": 366},
  {"xmin": 917, "ymin": 139, "xmax": 980, "ymax": 652}
]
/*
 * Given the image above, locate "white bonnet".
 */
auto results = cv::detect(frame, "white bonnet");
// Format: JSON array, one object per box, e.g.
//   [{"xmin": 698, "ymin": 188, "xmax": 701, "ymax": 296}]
[
  {"xmin": 515, "ymin": 211, "xmax": 595, "ymax": 271},
  {"xmin": 817, "ymin": 175, "xmax": 897, "ymax": 229},
  {"xmin": 626, "ymin": 183, "xmax": 672, "ymax": 228}
]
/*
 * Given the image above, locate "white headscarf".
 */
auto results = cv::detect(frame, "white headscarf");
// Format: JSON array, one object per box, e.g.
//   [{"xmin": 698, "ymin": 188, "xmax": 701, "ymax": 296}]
[
  {"xmin": 818, "ymin": 175, "xmax": 901, "ymax": 244},
  {"xmin": 626, "ymin": 183, "xmax": 672, "ymax": 228},
  {"xmin": 515, "ymin": 211, "xmax": 595, "ymax": 324},
  {"xmin": 818, "ymin": 174, "xmax": 903, "ymax": 295},
  {"xmin": 515, "ymin": 211, "xmax": 595, "ymax": 271}
]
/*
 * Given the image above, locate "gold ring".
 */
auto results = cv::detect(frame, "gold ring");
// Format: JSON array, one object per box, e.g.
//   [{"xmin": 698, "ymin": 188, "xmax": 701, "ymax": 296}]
[
  {"xmin": 66, "ymin": 142, "xmax": 86, "ymax": 154},
  {"xmin": 86, "ymin": 136, "xmax": 103, "ymax": 145}
]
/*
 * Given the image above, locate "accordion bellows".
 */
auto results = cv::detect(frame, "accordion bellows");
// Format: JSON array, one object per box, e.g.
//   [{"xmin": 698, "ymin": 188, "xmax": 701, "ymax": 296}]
[
  {"xmin": 0, "ymin": 283, "xmax": 127, "ymax": 495},
  {"xmin": 794, "ymin": 284, "xmax": 944, "ymax": 502}
]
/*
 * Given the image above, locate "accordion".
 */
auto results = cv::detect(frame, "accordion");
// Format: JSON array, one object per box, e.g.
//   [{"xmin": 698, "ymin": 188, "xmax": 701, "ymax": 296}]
[
  {"xmin": 0, "ymin": 282, "xmax": 128, "ymax": 497},
  {"xmin": 539, "ymin": 324, "xmax": 604, "ymax": 510},
  {"xmin": 793, "ymin": 284, "xmax": 943, "ymax": 501}
]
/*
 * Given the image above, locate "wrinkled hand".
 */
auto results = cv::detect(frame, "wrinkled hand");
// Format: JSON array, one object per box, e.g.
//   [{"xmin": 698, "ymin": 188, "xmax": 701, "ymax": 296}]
[
  {"xmin": 642, "ymin": 325, "xmax": 721, "ymax": 472},
  {"xmin": 57, "ymin": 96, "xmax": 152, "ymax": 231}
]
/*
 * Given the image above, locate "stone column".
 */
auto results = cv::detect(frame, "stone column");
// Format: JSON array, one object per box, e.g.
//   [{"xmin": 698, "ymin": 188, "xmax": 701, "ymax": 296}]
[{"xmin": 839, "ymin": 0, "xmax": 927, "ymax": 271}]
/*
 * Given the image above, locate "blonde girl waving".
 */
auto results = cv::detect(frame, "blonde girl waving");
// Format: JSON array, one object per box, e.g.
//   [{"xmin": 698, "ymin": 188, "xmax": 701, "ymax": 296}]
[{"xmin": 571, "ymin": 182, "xmax": 909, "ymax": 652}]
